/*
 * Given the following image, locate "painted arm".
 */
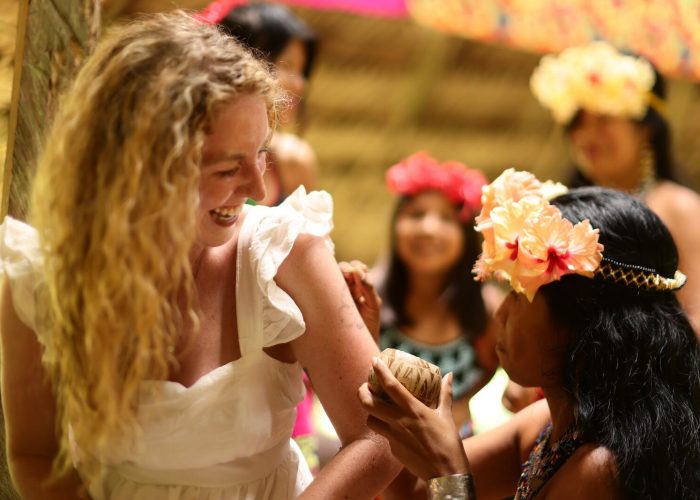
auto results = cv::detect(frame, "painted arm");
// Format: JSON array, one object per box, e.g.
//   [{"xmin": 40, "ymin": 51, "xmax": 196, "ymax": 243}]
[
  {"xmin": 0, "ymin": 282, "xmax": 85, "ymax": 499},
  {"xmin": 276, "ymin": 235, "xmax": 401, "ymax": 499}
]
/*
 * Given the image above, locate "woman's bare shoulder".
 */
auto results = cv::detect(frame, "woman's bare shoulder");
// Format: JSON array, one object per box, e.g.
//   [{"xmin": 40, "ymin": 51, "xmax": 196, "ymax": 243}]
[
  {"xmin": 543, "ymin": 443, "xmax": 621, "ymax": 499},
  {"xmin": 648, "ymin": 180, "xmax": 700, "ymax": 221}
]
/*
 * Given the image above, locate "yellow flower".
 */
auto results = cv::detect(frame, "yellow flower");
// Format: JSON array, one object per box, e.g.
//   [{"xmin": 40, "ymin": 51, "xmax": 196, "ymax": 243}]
[{"xmin": 531, "ymin": 41, "xmax": 656, "ymax": 124}]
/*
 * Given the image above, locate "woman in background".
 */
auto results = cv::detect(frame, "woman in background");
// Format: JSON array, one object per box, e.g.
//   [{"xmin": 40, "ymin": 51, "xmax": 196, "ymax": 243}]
[
  {"xmin": 378, "ymin": 152, "xmax": 499, "ymax": 436},
  {"xmin": 532, "ymin": 41, "xmax": 700, "ymax": 337}
]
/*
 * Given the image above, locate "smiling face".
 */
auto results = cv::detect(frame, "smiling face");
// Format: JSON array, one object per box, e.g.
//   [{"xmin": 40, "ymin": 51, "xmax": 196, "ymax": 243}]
[
  {"xmin": 568, "ymin": 110, "xmax": 650, "ymax": 188},
  {"xmin": 197, "ymin": 92, "xmax": 271, "ymax": 247},
  {"xmin": 494, "ymin": 291, "xmax": 570, "ymax": 388},
  {"xmin": 394, "ymin": 191, "xmax": 464, "ymax": 277}
]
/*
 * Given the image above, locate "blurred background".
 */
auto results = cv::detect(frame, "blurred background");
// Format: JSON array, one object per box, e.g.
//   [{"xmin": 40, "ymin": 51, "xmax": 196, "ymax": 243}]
[{"xmin": 2, "ymin": 0, "xmax": 700, "ymax": 264}]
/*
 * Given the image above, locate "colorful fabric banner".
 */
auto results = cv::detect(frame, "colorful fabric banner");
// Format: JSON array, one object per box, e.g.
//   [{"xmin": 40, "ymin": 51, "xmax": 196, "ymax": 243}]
[
  {"xmin": 407, "ymin": 0, "xmax": 700, "ymax": 80},
  {"xmin": 281, "ymin": 0, "xmax": 408, "ymax": 18}
]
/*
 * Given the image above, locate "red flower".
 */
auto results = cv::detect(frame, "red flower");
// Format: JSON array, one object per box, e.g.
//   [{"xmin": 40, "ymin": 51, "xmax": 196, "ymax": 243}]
[{"xmin": 385, "ymin": 152, "xmax": 487, "ymax": 220}]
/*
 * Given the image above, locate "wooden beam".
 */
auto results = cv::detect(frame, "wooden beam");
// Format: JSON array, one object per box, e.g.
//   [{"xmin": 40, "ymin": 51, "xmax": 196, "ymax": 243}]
[
  {"xmin": 6, "ymin": 0, "xmax": 100, "ymax": 220},
  {"xmin": 1, "ymin": 0, "xmax": 25, "ymax": 219}
]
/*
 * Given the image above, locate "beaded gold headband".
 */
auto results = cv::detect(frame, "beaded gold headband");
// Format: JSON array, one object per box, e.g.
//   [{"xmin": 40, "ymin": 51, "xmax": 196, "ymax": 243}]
[
  {"xmin": 597, "ymin": 258, "xmax": 687, "ymax": 292},
  {"xmin": 473, "ymin": 169, "xmax": 687, "ymax": 299}
]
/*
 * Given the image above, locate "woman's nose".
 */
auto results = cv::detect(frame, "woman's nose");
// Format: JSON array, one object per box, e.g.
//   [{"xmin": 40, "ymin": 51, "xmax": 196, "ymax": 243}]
[
  {"xmin": 418, "ymin": 213, "xmax": 442, "ymax": 233},
  {"xmin": 237, "ymin": 160, "xmax": 266, "ymax": 201}
]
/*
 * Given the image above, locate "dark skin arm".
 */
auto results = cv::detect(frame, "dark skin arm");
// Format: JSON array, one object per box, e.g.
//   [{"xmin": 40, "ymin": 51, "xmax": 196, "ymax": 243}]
[{"xmin": 359, "ymin": 357, "xmax": 621, "ymax": 500}]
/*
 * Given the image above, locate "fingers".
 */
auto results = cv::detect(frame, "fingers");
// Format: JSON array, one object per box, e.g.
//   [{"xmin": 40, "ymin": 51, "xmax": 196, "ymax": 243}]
[
  {"xmin": 358, "ymin": 382, "xmax": 402, "ymax": 422},
  {"xmin": 339, "ymin": 260, "xmax": 371, "ymax": 285},
  {"xmin": 436, "ymin": 372, "xmax": 454, "ymax": 419},
  {"xmin": 340, "ymin": 261, "xmax": 379, "ymax": 309},
  {"xmin": 370, "ymin": 357, "xmax": 421, "ymax": 412}
]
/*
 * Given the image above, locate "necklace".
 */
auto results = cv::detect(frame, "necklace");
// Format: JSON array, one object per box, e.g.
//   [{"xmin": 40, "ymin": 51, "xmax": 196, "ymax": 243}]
[
  {"xmin": 632, "ymin": 143, "xmax": 657, "ymax": 200},
  {"xmin": 514, "ymin": 423, "xmax": 584, "ymax": 500}
]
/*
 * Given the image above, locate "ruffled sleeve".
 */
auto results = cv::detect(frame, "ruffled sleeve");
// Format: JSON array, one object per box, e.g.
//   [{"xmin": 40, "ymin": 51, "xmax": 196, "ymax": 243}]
[
  {"xmin": 0, "ymin": 217, "xmax": 47, "ymax": 337},
  {"xmin": 237, "ymin": 187, "xmax": 334, "ymax": 352}
]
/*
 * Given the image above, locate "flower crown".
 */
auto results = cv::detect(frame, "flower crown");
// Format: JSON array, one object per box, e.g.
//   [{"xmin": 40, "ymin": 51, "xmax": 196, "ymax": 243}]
[
  {"xmin": 472, "ymin": 169, "xmax": 686, "ymax": 300},
  {"xmin": 531, "ymin": 41, "xmax": 664, "ymax": 124},
  {"xmin": 386, "ymin": 152, "xmax": 487, "ymax": 220}
]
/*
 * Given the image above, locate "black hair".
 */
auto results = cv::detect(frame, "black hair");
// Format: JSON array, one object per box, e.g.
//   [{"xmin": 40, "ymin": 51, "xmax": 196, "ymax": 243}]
[
  {"xmin": 218, "ymin": 3, "xmax": 316, "ymax": 79},
  {"xmin": 380, "ymin": 195, "xmax": 487, "ymax": 341},
  {"xmin": 567, "ymin": 62, "xmax": 677, "ymax": 185},
  {"xmin": 542, "ymin": 187, "xmax": 700, "ymax": 499}
]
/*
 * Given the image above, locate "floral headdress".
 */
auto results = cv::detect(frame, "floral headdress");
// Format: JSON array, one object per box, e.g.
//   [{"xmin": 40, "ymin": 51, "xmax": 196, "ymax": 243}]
[
  {"xmin": 531, "ymin": 41, "xmax": 665, "ymax": 124},
  {"xmin": 473, "ymin": 169, "xmax": 686, "ymax": 300},
  {"xmin": 386, "ymin": 152, "xmax": 487, "ymax": 221}
]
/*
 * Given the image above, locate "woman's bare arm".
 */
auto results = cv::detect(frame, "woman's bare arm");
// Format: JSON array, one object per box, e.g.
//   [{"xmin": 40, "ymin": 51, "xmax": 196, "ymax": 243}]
[
  {"xmin": 276, "ymin": 235, "xmax": 401, "ymax": 499},
  {"xmin": 1, "ymin": 282, "xmax": 85, "ymax": 499}
]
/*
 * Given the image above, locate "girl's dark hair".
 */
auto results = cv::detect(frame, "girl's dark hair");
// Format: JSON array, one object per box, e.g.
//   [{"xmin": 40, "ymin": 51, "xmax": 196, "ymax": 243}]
[
  {"xmin": 218, "ymin": 3, "xmax": 316, "ymax": 79},
  {"xmin": 567, "ymin": 63, "xmax": 676, "ymax": 185},
  {"xmin": 542, "ymin": 187, "xmax": 700, "ymax": 500},
  {"xmin": 381, "ymin": 195, "xmax": 487, "ymax": 340}
]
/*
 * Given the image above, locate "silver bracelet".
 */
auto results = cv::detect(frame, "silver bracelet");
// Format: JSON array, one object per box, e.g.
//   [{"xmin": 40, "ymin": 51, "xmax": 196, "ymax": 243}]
[{"xmin": 427, "ymin": 473, "xmax": 476, "ymax": 500}]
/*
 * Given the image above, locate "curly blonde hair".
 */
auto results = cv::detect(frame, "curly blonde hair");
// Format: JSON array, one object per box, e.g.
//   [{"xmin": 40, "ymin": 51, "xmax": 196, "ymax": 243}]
[{"xmin": 29, "ymin": 11, "xmax": 282, "ymax": 482}]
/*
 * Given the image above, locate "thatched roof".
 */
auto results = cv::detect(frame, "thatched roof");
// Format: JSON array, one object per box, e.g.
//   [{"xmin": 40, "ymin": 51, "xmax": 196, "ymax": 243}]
[{"xmin": 7, "ymin": 1, "xmax": 700, "ymax": 261}]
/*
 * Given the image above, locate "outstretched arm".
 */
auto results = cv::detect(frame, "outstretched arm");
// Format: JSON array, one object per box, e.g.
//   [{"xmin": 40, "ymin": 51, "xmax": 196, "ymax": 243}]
[
  {"xmin": 1, "ymin": 282, "xmax": 85, "ymax": 499},
  {"xmin": 276, "ymin": 235, "xmax": 401, "ymax": 499},
  {"xmin": 358, "ymin": 355, "xmax": 552, "ymax": 500}
]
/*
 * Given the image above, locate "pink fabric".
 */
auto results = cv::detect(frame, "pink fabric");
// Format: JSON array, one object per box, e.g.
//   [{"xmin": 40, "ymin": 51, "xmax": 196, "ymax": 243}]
[
  {"xmin": 292, "ymin": 375, "xmax": 315, "ymax": 437},
  {"xmin": 195, "ymin": 0, "xmax": 247, "ymax": 24},
  {"xmin": 280, "ymin": 0, "xmax": 408, "ymax": 18}
]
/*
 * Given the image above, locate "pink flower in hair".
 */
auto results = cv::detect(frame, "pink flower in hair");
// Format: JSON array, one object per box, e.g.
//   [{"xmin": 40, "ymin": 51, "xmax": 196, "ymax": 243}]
[
  {"xmin": 473, "ymin": 169, "xmax": 603, "ymax": 301},
  {"xmin": 478, "ymin": 168, "xmax": 543, "ymax": 223},
  {"xmin": 476, "ymin": 196, "xmax": 548, "ymax": 294},
  {"xmin": 386, "ymin": 152, "xmax": 487, "ymax": 220}
]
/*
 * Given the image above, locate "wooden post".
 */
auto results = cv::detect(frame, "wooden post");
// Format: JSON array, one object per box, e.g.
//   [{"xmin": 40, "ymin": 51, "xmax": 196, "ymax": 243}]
[
  {"xmin": 0, "ymin": 0, "xmax": 22, "ymax": 219},
  {"xmin": 5, "ymin": 0, "xmax": 100, "ymax": 220}
]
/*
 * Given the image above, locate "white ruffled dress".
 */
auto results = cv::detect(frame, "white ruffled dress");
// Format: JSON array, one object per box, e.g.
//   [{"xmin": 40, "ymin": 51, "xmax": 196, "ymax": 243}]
[{"xmin": 0, "ymin": 187, "xmax": 334, "ymax": 499}]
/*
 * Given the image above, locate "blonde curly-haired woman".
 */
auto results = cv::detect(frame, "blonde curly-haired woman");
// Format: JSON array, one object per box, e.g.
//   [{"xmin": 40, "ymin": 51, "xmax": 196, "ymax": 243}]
[{"xmin": 0, "ymin": 12, "xmax": 398, "ymax": 499}]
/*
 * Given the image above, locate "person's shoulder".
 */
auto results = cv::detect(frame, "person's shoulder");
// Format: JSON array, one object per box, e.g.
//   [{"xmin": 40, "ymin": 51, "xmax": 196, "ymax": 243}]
[
  {"xmin": 509, "ymin": 399, "xmax": 552, "ymax": 461},
  {"xmin": 272, "ymin": 133, "xmax": 317, "ymax": 169},
  {"xmin": 648, "ymin": 180, "xmax": 700, "ymax": 221},
  {"xmin": 545, "ymin": 443, "xmax": 621, "ymax": 499}
]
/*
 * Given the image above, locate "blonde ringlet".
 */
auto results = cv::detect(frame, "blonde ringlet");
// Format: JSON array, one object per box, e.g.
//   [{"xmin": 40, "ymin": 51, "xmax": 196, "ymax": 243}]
[{"xmin": 29, "ymin": 11, "xmax": 283, "ymax": 483}]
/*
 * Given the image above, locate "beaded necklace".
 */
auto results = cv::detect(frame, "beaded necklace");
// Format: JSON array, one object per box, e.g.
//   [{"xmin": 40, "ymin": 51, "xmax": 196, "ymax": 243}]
[{"xmin": 514, "ymin": 423, "xmax": 584, "ymax": 500}]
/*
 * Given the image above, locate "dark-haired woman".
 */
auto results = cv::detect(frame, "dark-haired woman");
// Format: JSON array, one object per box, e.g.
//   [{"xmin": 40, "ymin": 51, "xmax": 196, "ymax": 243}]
[
  {"xmin": 359, "ymin": 169, "xmax": 700, "ymax": 500},
  {"xmin": 531, "ymin": 41, "xmax": 700, "ymax": 337},
  {"xmin": 377, "ymin": 152, "xmax": 499, "ymax": 437},
  {"xmin": 201, "ymin": 1, "xmax": 318, "ymax": 206}
]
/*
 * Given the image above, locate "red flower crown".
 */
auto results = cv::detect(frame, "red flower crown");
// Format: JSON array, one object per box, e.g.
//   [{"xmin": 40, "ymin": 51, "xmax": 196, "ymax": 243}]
[{"xmin": 385, "ymin": 152, "xmax": 487, "ymax": 220}]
